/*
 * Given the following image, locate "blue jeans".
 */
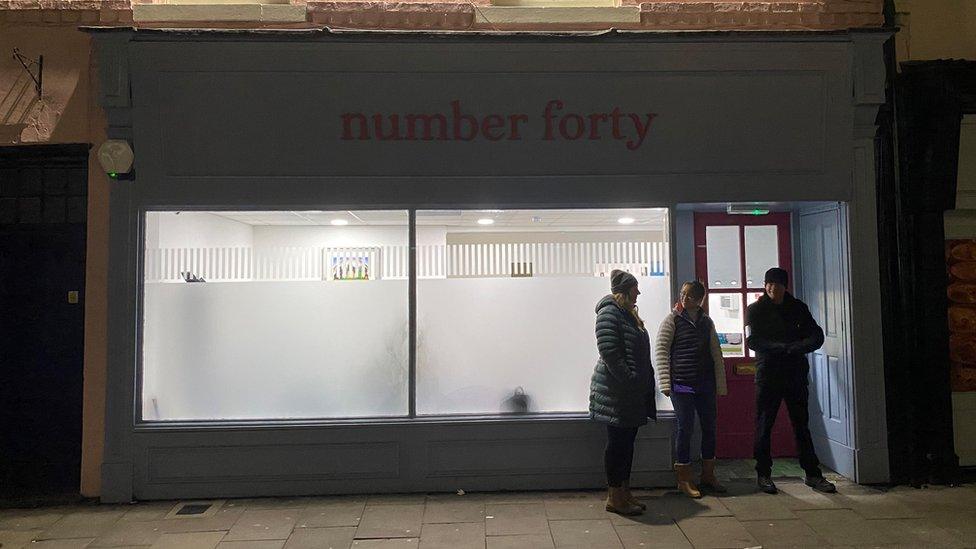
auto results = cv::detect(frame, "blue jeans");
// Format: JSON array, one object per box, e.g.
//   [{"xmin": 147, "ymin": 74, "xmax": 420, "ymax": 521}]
[{"xmin": 670, "ymin": 390, "xmax": 717, "ymax": 464}]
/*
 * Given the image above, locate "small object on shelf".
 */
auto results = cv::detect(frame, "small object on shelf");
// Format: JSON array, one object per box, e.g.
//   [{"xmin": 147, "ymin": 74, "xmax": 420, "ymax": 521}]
[{"xmin": 181, "ymin": 271, "xmax": 206, "ymax": 283}]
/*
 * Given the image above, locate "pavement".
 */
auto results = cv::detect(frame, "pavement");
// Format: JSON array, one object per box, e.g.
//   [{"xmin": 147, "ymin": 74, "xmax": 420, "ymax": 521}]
[{"xmin": 1, "ymin": 461, "xmax": 975, "ymax": 548}]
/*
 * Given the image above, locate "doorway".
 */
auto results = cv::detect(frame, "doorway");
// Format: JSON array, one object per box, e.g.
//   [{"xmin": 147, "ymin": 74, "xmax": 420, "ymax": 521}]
[
  {"xmin": 0, "ymin": 144, "xmax": 88, "ymax": 499},
  {"xmin": 675, "ymin": 203, "xmax": 856, "ymax": 479}
]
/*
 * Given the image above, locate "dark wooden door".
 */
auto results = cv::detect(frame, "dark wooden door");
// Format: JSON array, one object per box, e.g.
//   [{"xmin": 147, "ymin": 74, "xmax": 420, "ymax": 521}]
[{"xmin": 0, "ymin": 145, "xmax": 88, "ymax": 498}]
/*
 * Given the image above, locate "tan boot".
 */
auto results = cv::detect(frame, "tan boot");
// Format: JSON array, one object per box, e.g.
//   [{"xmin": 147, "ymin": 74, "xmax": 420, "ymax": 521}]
[
  {"xmin": 622, "ymin": 480, "xmax": 647, "ymax": 510},
  {"xmin": 675, "ymin": 463, "xmax": 702, "ymax": 499},
  {"xmin": 605, "ymin": 486, "xmax": 643, "ymax": 516},
  {"xmin": 699, "ymin": 459, "xmax": 727, "ymax": 493}
]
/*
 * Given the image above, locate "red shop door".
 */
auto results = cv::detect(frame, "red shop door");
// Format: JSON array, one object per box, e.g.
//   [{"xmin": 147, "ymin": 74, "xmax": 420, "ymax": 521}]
[{"xmin": 694, "ymin": 212, "xmax": 797, "ymax": 459}]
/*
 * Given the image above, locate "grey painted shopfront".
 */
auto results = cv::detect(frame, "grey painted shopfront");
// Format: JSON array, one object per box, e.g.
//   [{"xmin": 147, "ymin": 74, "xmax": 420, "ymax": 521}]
[{"xmin": 90, "ymin": 29, "xmax": 891, "ymax": 503}]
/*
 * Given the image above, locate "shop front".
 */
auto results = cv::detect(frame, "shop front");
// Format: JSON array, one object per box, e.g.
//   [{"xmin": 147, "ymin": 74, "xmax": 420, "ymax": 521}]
[{"xmin": 90, "ymin": 29, "xmax": 891, "ymax": 502}]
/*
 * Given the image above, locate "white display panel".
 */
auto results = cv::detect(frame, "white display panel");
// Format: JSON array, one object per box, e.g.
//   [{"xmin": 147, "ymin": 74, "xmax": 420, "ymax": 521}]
[
  {"xmin": 142, "ymin": 281, "xmax": 409, "ymax": 420},
  {"xmin": 417, "ymin": 276, "xmax": 673, "ymax": 415},
  {"xmin": 705, "ymin": 226, "xmax": 741, "ymax": 288},
  {"xmin": 744, "ymin": 225, "xmax": 779, "ymax": 288}
]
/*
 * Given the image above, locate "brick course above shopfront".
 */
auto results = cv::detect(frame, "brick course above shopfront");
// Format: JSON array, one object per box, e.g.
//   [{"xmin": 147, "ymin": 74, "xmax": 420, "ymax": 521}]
[{"xmin": 0, "ymin": 0, "xmax": 883, "ymax": 30}]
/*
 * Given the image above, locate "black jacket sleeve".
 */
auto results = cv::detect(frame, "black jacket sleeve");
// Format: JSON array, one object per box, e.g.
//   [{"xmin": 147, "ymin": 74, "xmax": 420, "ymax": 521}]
[
  {"xmin": 745, "ymin": 304, "xmax": 788, "ymax": 354},
  {"xmin": 787, "ymin": 302, "xmax": 825, "ymax": 355}
]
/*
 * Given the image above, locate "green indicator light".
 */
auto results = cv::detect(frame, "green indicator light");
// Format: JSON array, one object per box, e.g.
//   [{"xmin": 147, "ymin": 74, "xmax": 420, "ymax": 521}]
[{"xmin": 109, "ymin": 172, "xmax": 117, "ymax": 179}]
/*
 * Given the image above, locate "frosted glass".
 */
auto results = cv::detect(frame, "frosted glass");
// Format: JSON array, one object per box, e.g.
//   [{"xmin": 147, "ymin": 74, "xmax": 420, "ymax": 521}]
[
  {"xmin": 708, "ymin": 292, "xmax": 744, "ymax": 358},
  {"xmin": 417, "ymin": 276, "xmax": 673, "ymax": 415},
  {"xmin": 705, "ymin": 226, "xmax": 741, "ymax": 288},
  {"xmin": 744, "ymin": 225, "xmax": 779, "ymax": 288},
  {"xmin": 142, "ymin": 281, "xmax": 408, "ymax": 420}
]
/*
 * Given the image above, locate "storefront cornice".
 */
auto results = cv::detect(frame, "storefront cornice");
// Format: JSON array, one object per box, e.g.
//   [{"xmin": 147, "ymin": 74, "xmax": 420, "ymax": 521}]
[{"xmin": 82, "ymin": 24, "xmax": 893, "ymax": 41}]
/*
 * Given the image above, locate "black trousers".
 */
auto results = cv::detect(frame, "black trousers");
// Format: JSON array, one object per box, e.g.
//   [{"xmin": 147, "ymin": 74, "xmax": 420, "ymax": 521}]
[
  {"xmin": 753, "ymin": 372, "xmax": 822, "ymax": 478},
  {"xmin": 605, "ymin": 425, "xmax": 639, "ymax": 487}
]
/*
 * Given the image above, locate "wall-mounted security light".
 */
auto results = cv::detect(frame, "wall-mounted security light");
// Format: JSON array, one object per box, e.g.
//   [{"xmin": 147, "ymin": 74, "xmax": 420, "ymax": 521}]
[
  {"xmin": 727, "ymin": 204, "xmax": 771, "ymax": 216},
  {"xmin": 97, "ymin": 139, "xmax": 134, "ymax": 179}
]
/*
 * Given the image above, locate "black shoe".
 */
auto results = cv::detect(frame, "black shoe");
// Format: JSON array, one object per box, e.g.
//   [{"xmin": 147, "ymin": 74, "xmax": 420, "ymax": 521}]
[
  {"xmin": 805, "ymin": 476, "xmax": 836, "ymax": 493},
  {"xmin": 757, "ymin": 476, "xmax": 778, "ymax": 494}
]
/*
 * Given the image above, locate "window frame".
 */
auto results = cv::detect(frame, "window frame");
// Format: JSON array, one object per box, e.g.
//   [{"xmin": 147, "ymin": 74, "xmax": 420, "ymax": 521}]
[{"xmin": 136, "ymin": 206, "xmax": 674, "ymax": 426}]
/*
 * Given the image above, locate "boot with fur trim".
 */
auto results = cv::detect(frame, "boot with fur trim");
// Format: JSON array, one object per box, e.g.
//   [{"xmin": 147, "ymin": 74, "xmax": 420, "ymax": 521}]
[
  {"xmin": 699, "ymin": 459, "xmax": 727, "ymax": 493},
  {"xmin": 675, "ymin": 462, "xmax": 702, "ymax": 499}
]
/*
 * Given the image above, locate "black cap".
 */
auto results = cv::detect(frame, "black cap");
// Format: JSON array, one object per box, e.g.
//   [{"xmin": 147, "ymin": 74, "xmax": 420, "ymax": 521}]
[
  {"xmin": 764, "ymin": 267, "xmax": 789, "ymax": 287},
  {"xmin": 610, "ymin": 269, "xmax": 638, "ymax": 294}
]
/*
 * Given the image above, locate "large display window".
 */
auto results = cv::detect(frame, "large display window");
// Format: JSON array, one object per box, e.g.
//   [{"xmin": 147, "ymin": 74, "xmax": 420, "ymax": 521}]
[
  {"xmin": 141, "ymin": 210, "xmax": 410, "ymax": 421},
  {"xmin": 140, "ymin": 208, "xmax": 671, "ymax": 422},
  {"xmin": 416, "ymin": 208, "xmax": 671, "ymax": 415}
]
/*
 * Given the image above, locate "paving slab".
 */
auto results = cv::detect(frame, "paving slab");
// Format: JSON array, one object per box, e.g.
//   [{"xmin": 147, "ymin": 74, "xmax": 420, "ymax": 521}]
[
  {"xmin": 741, "ymin": 519, "xmax": 826, "ymax": 548},
  {"xmin": 422, "ymin": 501, "xmax": 485, "ymax": 524},
  {"xmin": 296, "ymin": 500, "xmax": 365, "ymax": 528},
  {"xmin": 793, "ymin": 509, "xmax": 898, "ymax": 546},
  {"xmin": 158, "ymin": 506, "xmax": 245, "ymax": 534},
  {"xmin": 543, "ymin": 500, "xmax": 609, "ymax": 521},
  {"xmin": 548, "ymin": 519, "xmax": 621, "ymax": 548},
  {"xmin": 26, "ymin": 539, "xmax": 99, "ymax": 548},
  {"xmin": 418, "ymin": 522, "xmax": 486, "ymax": 549},
  {"xmin": 230, "ymin": 498, "xmax": 311, "ymax": 511},
  {"xmin": 217, "ymin": 541, "xmax": 286, "ymax": 549},
  {"xmin": 718, "ymin": 493, "xmax": 797, "ymax": 521},
  {"xmin": 0, "ymin": 509, "xmax": 69, "ymax": 530},
  {"xmin": 833, "ymin": 493, "xmax": 917, "ymax": 519},
  {"xmin": 867, "ymin": 518, "xmax": 969, "ymax": 548},
  {"xmin": 90, "ymin": 520, "xmax": 166, "ymax": 546},
  {"xmin": 150, "ymin": 531, "xmax": 226, "ymax": 549},
  {"xmin": 0, "ymin": 528, "xmax": 43, "ymax": 547},
  {"xmin": 118, "ymin": 503, "xmax": 179, "ymax": 523},
  {"xmin": 355, "ymin": 504, "xmax": 424, "ymax": 539},
  {"xmin": 430, "ymin": 492, "xmax": 543, "ymax": 504},
  {"xmin": 486, "ymin": 534, "xmax": 555, "ymax": 549},
  {"xmin": 282, "ymin": 526, "xmax": 356, "ymax": 549},
  {"xmin": 366, "ymin": 494, "xmax": 428, "ymax": 506},
  {"xmin": 484, "ymin": 503, "xmax": 549, "ymax": 536},
  {"xmin": 613, "ymin": 521, "xmax": 692, "ymax": 549},
  {"xmin": 660, "ymin": 494, "xmax": 732, "ymax": 520},
  {"xmin": 350, "ymin": 539, "xmax": 419, "ymax": 548},
  {"xmin": 40, "ymin": 510, "xmax": 126, "ymax": 540},
  {"xmin": 675, "ymin": 516, "xmax": 759, "ymax": 549},
  {"xmin": 775, "ymin": 482, "xmax": 845, "ymax": 510},
  {"xmin": 223, "ymin": 509, "xmax": 299, "ymax": 541}
]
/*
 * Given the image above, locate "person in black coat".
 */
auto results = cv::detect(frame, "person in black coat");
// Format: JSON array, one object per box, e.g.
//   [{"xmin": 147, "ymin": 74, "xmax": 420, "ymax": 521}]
[
  {"xmin": 746, "ymin": 267, "xmax": 836, "ymax": 494},
  {"xmin": 589, "ymin": 270, "xmax": 655, "ymax": 516}
]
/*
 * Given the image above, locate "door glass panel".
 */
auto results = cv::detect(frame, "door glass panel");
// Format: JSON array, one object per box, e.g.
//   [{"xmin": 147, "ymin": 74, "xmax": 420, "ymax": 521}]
[
  {"xmin": 705, "ymin": 226, "xmax": 741, "ymax": 289},
  {"xmin": 744, "ymin": 225, "xmax": 779, "ymax": 288},
  {"xmin": 708, "ymin": 292, "xmax": 744, "ymax": 357}
]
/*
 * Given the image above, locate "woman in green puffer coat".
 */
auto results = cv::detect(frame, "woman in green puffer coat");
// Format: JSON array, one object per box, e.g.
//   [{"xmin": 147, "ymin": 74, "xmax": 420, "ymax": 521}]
[{"xmin": 589, "ymin": 269, "xmax": 656, "ymax": 516}]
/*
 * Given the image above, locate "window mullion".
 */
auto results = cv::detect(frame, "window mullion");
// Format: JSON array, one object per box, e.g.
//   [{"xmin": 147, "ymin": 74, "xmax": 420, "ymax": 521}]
[{"xmin": 408, "ymin": 209, "xmax": 417, "ymax": 418}]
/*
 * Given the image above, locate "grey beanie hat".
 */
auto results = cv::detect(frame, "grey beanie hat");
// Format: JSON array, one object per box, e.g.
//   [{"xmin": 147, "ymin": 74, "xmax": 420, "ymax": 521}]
[{"xmin": 610, "ymin": 269, "xmax": 638, "ymax": 294}]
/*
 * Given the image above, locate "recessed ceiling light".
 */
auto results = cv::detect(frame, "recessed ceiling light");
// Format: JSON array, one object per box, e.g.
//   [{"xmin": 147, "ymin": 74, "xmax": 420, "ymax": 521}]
[
  {"xmin": 477, "ymin": 218, "xmax": 495, "ymax": 225},
  {"xmin": 331, "ymin": 219, "xmax": 349, "ymax": 226},
  {"xmin": 617, "ymin": 217, "xmax": 635, "ymax": 225}
]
